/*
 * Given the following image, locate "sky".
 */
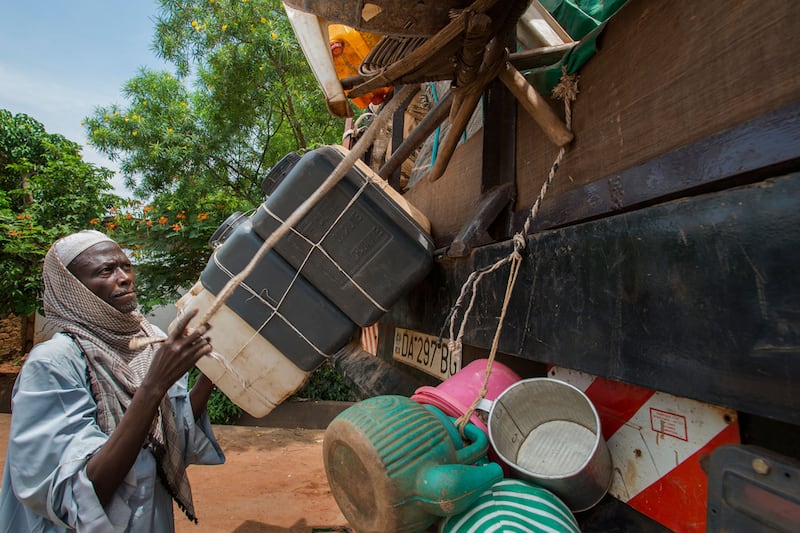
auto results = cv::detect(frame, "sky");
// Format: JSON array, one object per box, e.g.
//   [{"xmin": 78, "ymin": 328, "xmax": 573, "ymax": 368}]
[{"xmin": 0, "ymin": 1, "xmax": 171, "ymax": 196}]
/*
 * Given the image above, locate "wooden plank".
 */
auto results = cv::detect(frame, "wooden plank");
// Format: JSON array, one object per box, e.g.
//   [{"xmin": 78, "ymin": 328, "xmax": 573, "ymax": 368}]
[
  {"xmin": 499, "ymin": 62, "xmax": 572, "ymax": 147},
  {"xmin": 402, "ymin": 130, "xmax": 483, "ymax": 244},
  {"xmin": 509, "ymin": 44, "xmax": 574, "ymax": 71},
  {"xmin": 519, "ymin": 101, "xmax": 800, "ymax": 232},
  {"xmin": 515, "ymin": 0, "xmax": 800, "ymax": 217},
  {"xmin": 387, "ymin": 172, "xmax": 800, "ymax": 425}
]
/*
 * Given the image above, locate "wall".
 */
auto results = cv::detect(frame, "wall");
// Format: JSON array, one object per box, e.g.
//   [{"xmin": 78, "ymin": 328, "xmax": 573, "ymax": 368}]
[{"xmin": 0, "ymin": 314, "xmax": 30, "ymax": 363}]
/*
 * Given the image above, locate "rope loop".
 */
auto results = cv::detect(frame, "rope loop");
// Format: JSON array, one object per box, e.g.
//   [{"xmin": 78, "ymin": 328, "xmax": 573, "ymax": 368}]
[
  {"xmin": 552, "ymin": 66, "xmax": 580, "ymax": 103},
  {"xmin": 449, "ymin": 68, "xmax": 580, "ymax": 438},
  {"xmin": 512, "ymin": 232, "xmax": 526, "ymax": 251}
]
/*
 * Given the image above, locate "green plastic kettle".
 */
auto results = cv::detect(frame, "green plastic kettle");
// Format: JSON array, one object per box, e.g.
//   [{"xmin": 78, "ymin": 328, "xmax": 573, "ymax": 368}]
[{"xmin": 323, "ymin": 395, "xmax": 504, "ymax": 533}]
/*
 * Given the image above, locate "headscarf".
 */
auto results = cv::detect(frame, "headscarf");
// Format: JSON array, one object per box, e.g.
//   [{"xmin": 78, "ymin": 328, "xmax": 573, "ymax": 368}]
[
  {"xmin": 53, "ymin": 229, "xmax": 114, "ymax": 267},
  {"xmin": 42, "ymin": 231, "xmax": 197, "ymax": 522}
]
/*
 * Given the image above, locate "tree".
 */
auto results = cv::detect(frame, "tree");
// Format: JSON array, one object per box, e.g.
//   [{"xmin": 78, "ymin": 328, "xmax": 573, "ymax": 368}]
[
  {"xmin": 0, "ymin": 110, "xmax": 119, "ymax": 316},
  {"xmin": 84, "ymin": 0, "xmax": 343, "ymax": 310}
]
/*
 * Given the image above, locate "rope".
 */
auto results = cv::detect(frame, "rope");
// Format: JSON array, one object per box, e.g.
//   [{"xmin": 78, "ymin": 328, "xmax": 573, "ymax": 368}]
[
  {"xmin": 258, "ymin": 181, "xmax": 389, "ymax": 313},
  {"xmin": 130, "ymin": 84, "xmax": 417, "ymax": 351},
  {"xmin": 453, "ymin": 68, "xmax": 579, "ymax": 436}
]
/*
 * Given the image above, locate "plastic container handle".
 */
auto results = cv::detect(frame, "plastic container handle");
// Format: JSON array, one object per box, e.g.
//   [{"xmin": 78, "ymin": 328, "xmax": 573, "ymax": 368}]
[
  {"xmin": 476, "ymin": 398, "xmax": 494, "ymax": 414},
  {"xmin": 455, "ymin": 423, "xmax": 491, "ymax": 466}
]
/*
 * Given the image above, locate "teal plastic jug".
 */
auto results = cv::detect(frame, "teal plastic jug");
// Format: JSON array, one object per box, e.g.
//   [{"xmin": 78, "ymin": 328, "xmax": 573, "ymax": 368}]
[
  {"xmin": 323, "ymin": 396, "xmax": 504, "ymax": 533},
  {"xmin": 438, "ymin": 479, "xmax": 580, "ymax": 533}
]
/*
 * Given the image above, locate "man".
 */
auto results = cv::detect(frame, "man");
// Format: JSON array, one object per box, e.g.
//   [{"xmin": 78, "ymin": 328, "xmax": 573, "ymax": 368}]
[{"xmin": 0, "ymin": 230, "xmax": 225, "ymax": 531}]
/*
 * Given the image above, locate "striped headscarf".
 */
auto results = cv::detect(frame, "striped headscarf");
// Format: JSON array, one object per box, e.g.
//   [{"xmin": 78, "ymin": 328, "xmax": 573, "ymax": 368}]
[{"xmin": 42, "ymin": 233, "xmax": 197, "ymax": 523}]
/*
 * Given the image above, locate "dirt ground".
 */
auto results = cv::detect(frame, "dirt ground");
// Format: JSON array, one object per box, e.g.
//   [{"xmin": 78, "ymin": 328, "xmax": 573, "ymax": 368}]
[{"xmin": 0, "ymin": 414, "xmax": 351, "ymax": 533}]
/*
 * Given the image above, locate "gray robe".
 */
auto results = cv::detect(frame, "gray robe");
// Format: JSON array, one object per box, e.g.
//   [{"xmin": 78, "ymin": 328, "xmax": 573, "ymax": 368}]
[{"xmin": 0, "ymin": 333, "xmax": 225, "ymax": 532}]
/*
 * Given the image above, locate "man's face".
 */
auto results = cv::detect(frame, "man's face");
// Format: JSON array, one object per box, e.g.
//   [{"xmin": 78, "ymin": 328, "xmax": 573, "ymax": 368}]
[{"xmin": 67, "ymin": 241, "xmax": 138, "ymax": 313}]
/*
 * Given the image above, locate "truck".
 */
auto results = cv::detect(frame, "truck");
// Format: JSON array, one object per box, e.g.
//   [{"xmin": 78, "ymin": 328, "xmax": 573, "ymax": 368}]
[{"xmin": 281, "ymin": 0, "xmax": 800, "ymax": 531}]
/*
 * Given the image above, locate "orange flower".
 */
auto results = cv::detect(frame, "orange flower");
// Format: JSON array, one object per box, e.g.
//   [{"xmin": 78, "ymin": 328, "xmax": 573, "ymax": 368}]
[
  {"xmin": 197, "ymin": 212, "xmax": 210, "ymax": 221},
  {"xmin": 125, "ymin": 213, "xmax": 133, "ymax": 219},
  {"xmin": 89, "ymin": 218, "xmax": 99, "ymax": 225},
  {"xmin": 106, "ymin": 222, "xmax": 117, "ymax": 230},
  {"xmin": 158, "ymin": 216, "xmax": 169, "ymax": 225},
  {"xmin": 171, "ymin": 223, "xmax": 183, "ymax": 231},
  {"xmin": 143, "ymin": 205, "xmax": 154, "ymax": 212},
  {"xmin": 146, "ymin": 220, "xmax": 153, "ymax": 227}
]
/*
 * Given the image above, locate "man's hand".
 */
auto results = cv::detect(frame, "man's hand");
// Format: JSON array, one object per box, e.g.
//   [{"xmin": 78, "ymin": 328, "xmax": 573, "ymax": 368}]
[
  {"xmin": 87, "ymin": 308, "xmax": 213, "ymax": 506},
  {"xmin": 142, "ymin": 308, "xmax": 212, "ymax": 395}
]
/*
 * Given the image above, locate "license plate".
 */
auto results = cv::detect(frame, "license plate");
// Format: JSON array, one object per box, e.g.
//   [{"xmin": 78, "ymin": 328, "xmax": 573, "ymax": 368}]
[{"xmin": 392, "ymin": 328, "xmax": 461, "ymax": 380}]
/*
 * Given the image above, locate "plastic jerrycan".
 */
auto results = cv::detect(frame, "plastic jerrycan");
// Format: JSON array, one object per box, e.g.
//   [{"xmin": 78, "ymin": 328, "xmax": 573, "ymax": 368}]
[{"xmin": 323, "ymin": 395, "xmax": 504, "ymax": 533}]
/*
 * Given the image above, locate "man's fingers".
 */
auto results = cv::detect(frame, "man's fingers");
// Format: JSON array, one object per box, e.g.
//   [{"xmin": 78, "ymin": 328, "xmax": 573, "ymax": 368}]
[
  {"xmin": 171, "ymin": 308, "xmax": 199, "ymax": 339},
  {"xmin": 176, "ymin": 308, "xmax": 199, "ymax": 329},
  {"xmin": 191, "ymin": 340, "xmax": 213, "ymax": 362}
]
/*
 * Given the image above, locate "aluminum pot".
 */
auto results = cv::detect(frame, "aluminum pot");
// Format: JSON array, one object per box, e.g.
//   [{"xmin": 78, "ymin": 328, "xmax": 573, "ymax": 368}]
[{"xmin": 477, "ymin": 378, "xmax": 612, "ymax": 511}]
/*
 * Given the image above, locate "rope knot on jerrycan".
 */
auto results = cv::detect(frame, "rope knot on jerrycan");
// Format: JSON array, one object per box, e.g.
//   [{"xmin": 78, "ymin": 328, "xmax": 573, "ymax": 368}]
[{"xmin": 323, "ymin": 395, "xmax": 504, "ymax": 533}]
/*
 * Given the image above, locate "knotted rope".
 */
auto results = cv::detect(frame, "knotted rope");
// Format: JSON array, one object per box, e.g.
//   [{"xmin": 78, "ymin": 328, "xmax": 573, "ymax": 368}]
[{"xmin": 453, "ymin": 67, "xmax": 579, "ymax": 436}]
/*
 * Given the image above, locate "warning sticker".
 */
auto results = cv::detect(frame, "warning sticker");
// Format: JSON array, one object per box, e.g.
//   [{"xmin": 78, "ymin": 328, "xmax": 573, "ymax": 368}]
[
  {"xmin": 550, "ymin": 366, "xmax": 741, "ymax": 533},
  {"xmin": 650, "ymin": 408, "xmax": 688, "ymax": 441}
]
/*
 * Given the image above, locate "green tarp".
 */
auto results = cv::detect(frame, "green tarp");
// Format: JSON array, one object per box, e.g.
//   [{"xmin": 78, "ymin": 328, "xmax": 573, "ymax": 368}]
[{"xmin": 526, "ymin": 0, "xmax": 630, "ymax": 94}]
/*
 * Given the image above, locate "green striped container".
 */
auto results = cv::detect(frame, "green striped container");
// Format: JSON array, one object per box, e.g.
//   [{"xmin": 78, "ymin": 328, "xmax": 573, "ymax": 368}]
[
  {"xmin": 324, "ymin": 396, "xmax": 504, "ymax": 533},
  {"xmin": 439, "ymin": 479, "xmax": 580, "ymax": 533}
]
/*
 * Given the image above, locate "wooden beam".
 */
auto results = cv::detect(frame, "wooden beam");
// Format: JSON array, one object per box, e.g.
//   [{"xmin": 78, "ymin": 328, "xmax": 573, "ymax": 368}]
[
  {"xmin": 508, "ymin": 43, "xmax": 575, "ymax": 70},
  {"xmin": 378, "ymin": 90, "xmax": 454, "ymax": 180},
  {"xmin": 518, "ymin": 102, "xmax": 800, "ymax": 233},
  {"xmin": 499, "ymin": 62, "xmax": 573, "ymax": 147}
]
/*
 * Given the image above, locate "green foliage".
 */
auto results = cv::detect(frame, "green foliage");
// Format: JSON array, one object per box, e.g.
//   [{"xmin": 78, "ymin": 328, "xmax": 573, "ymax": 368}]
[
  {"xmin": 188, "ymin": 367, "xmax": 243, "ymax": 425},
  {"xmin": 0, "ymin": 110, "xmax": 120, "ymax": 316},
  {"xmin": 84, "ymin": 0, "xmax": 343, "ymax": 310},
  {"xmin": 99, "ymin": 197, "xmax": 236, "ymax": 312},
  {"xmin": 1, "ymin": 1, "xmax": 358, "ymax": 410},
  {"xmin": 189, "ymin": 360, "xmax": 355, "ymax": 425},
  {"xmin": 295, "ymin": 361, "xmax": 358, "ymax": 402}
]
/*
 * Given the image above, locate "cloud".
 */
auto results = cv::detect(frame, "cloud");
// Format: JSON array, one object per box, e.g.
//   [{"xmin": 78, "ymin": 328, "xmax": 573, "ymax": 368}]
[{"xmin": 0, "ymin": 63, "xmax": 130, "ymax": 196}]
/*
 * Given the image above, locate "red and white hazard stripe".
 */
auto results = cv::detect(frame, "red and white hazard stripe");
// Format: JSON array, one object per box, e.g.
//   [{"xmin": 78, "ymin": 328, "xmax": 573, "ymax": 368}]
[
  {"xmin": 360, "ymin": 324, "xmax": 379, "ymax": 355},
  {"xmin": 549, "ymin": 366, "xmax": 740, "ymax": 533}
]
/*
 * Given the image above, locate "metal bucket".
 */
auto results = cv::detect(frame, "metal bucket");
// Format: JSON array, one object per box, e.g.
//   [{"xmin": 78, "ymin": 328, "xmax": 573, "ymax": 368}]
[{"xmin": 478, "ymin": 378, "xmax": 612, "ymax": 511}]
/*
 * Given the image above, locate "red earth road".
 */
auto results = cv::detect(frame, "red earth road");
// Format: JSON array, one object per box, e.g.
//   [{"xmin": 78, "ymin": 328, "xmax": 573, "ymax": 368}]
[{"xmin": 0, "ymin": 414, "xmax": 350, "ymax": 533}]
